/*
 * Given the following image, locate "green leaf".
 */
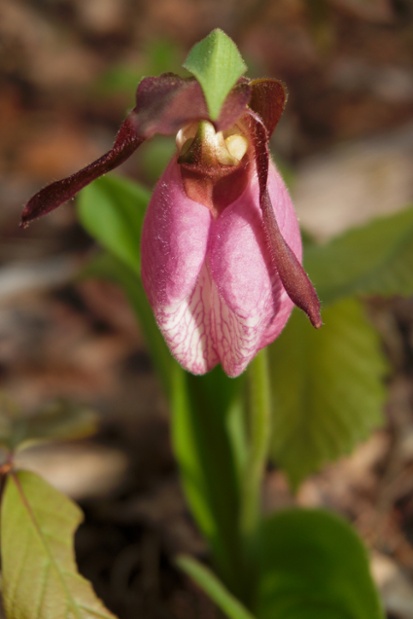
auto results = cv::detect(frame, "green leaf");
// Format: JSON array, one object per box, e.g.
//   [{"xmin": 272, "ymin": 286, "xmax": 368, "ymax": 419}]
[
  {"xmin": 305, "ymin": 206, "xmax": 413, "ymax": 305},
  {"xmin": 269, "ymin": 299, "xmax": 387, "ymax": 488},
  {"xmin": 81, "ymin": 251, "xmax": 172, "ymax": 397},
  {"xmin": 1, "ymin": 470, "xmax": 118, "ymax": 619},
  {"xmin": 77, "ymin": 174, "xmax": 151, "ymax": 275},
  {"xmin": 76, "ymin": 175, "xmax": 172, "ymax": 396},
  {"xmin": 177, "ymin": 555, "xmax": 256, "ymax": 619},
  {"xmin": 183, "ymin": 29, "xmax": 247, "ymax": 120},
  {"xmin": 172, "ymin": 365, "xmax": 247, "ymax": 597},
  {"xmin": 256, "ymin": 509, "xmax": 384, "ymax": 619}
]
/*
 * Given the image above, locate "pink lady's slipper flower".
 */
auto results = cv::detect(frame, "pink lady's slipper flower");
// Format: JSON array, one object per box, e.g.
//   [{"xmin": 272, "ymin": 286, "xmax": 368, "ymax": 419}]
[{"xmin": 21, "ymin": 73, "xmax": 321, "ymax": 377}]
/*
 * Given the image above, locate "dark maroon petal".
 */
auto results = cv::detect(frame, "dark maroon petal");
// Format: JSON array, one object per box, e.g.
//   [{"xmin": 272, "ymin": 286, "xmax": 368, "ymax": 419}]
[
  {"xmin": 247, "ymin": 110, "xmax": 322, "ymax": 329},
  {"xmin": 261, "ymin": 187, "xmax": 322, "ymax": 328},
  {"xmin": 249, "ymin": 79, "xmax": 287, "ymax": 138},
  {"xmin": 132, "ymin": 74, "xmax": 209, "ymax": 137},
  {"xmin": 216, "ymin": 81, "xmax": 251, "ymax": 131},
  {"xmin": 21, "ymin": 73, "xmax": 250, "ymax": 227},
  {"xmin": 133, "ymin": 73, "xmax": 251, "ymax": 135},
  {"xmin": 20, "ymin": 75, "xmax": 208, "ymax": 227},
  {"xmin": 21, "ymin": 114, "xmax": 143, "ymax": 227}
]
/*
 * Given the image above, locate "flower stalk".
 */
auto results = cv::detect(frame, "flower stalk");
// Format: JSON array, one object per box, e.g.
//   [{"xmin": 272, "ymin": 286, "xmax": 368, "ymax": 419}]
[{"xmin": 241, "ymin": 347, "xmax": 272, "ymax": 540}]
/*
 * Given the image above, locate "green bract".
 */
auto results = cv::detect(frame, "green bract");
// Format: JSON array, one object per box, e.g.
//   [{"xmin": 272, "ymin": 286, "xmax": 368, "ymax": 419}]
[{"xmin": 183, "ymin": 28, "xmax": 247, "ymax": 120}]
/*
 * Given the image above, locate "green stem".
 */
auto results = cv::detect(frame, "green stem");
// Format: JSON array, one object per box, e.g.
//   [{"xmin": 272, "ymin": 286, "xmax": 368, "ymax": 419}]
[{"xmin": 240, "ymin": 347, "xmax": 272, "ymax": 541}]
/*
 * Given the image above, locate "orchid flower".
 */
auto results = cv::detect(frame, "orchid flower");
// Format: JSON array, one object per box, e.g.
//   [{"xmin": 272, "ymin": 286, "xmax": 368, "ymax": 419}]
[{"xmin": 21, "ymin": 44, "xmax": 321, "ymax": 378}]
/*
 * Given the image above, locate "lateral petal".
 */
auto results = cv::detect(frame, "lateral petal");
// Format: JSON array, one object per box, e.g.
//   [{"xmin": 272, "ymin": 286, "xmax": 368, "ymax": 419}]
[{"xmin": 20, "ymin": 115, "xmax": 143, "ymax": 227}]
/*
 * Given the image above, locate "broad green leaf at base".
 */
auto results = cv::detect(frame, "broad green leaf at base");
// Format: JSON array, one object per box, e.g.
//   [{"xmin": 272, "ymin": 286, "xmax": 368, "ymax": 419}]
[
  {"xmin": 256, "ymin": 509, "xmax": 384, "ymax": 619},
  {"xmin": 1, "ymin": 470, "xmax": 118, "ymax": 619},
  {"xmin": 269, "ymin": 298, "xmax": 387, "ymax": 488}
]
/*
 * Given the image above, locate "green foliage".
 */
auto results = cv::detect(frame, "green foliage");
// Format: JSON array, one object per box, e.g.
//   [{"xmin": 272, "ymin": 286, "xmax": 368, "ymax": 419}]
[
  {"xmin": 172, "ymin": 365, "xmax": 247, "ymax": 596},
  {"xmin": 0, "ymin": 395, "xmax": 97, "ymax": 452},
  {"xmin": 240, "ymin": 350, "xmax": 271, "ymax": 542},
  {"xmin": 269, "ymin": 299, "xmax": 387, "ymax": 488},
  {"xmin": 256, "ymin": 509, "xmax": 384, "ymax": 619},
  {"xmin": 183, "ymin": 28, "xmax": 247, "ymax": 120},
  {"xmin": 82, "ymin": 251, "xmax": 173, "ymax": 397},
  {"xmin": 177, "ymin": 509, "xmax": 383, "ymax": 619},
  {"xmin": 77, "ymin": 172, "xmax": 251, "ymax": 596},
  {"xmin": 77, "ymin": 174, "xmax": 173, "ymax": 395},
  {"xmin": 77, "ymin": 173, "xmax": 251, "ymax": 595},
  {"xmin": 11, "ymin": 28, "xmax": 398, "ymax": 619},
  {"xmin": 177, "ymin": 555, "xmax": 255, "ymax": 619},
  {"xmin": 73, "ymin": 145, "xmax": 390, "ymax": 614},
  {"xmin": 305, "ymin": 206, "xmax": 413, "ymax": 304},
  {"xmin": 78, "ymin": 175, "xmax": 150, "ymax": 275},
  {"xmin": 1, "ymin": 470, "xmax": 118, "ymax": 619}
]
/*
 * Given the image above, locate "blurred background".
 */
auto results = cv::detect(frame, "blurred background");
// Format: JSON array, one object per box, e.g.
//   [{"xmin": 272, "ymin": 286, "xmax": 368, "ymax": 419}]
[{"xmin": 1, "ymin": 0, "xmax": 413, "ymax": 617}]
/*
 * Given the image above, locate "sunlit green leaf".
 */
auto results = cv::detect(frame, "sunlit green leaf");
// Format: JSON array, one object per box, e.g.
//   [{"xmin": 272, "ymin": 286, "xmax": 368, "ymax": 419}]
[
  {"xmin": 256, "ymin": 509, "xmax": 384, "ymax": 619},
  {"xmin": 77, "ymin": 174, "xmax": 150, "ymax": 275},
  {"xmin": 177, "ymin": 555, "xmax": 256, "ymax": 619},
  {"xmin": 305, "ymin": 206, "xmax": 413, "ymax": 304},
  {"xmin": 1, "ymin": 470, "xmax": 118, "ymax": 619},
  {"xmin": 269, "ymin": 299, "xmax": 387, "ymax": 488},
  {"xmin": 183, "ymin": 29, "xmax": 247, "ymax": 120}
]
